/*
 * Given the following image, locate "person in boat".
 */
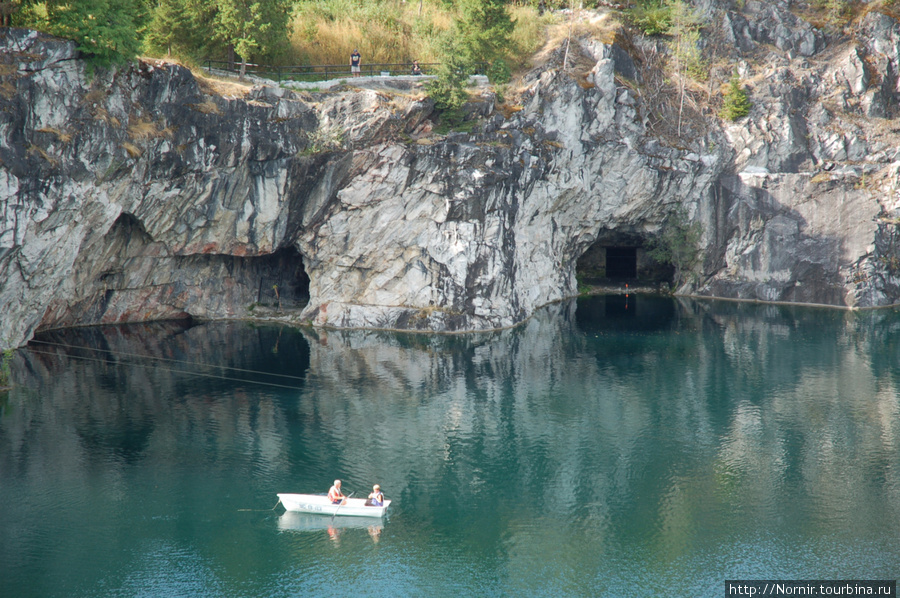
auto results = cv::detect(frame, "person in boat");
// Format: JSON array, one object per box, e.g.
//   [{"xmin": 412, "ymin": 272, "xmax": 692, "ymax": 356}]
[
  {"xmin": 328, "ymin": 479, "xmax": 346, "ymax": 504},
  {"xmin": 367, "ymin": 484, "xmax": 384, "ymax": 506}
]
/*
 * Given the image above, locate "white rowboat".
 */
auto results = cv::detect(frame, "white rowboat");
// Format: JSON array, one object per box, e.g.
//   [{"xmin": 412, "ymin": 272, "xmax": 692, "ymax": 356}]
[{"xmin": 277, "ymin": 493, "xmax": 391, "ymax": 517}]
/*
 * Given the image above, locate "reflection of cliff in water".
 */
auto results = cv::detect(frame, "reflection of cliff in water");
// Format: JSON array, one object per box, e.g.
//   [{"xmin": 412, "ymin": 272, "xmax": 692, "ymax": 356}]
[
  {"xmin": 3, "ymin": 298, "xmax": 900, "ymax": 551},
  {"xmin": 574, "ymin": 294, "xmax": 677, "ymax": 333}
]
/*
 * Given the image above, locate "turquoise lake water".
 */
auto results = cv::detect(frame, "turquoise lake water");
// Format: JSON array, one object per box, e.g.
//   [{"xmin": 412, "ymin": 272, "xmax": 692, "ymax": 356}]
[{"xmin": 1, "ymin": 295, "xmax": 898, "ymax": 597}]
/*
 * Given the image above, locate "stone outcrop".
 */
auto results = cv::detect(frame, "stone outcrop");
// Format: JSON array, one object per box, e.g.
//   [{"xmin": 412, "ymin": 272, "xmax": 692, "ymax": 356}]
[{"xmin": 4, "ymin": 0, "xmax": 900, "ymax": 348}]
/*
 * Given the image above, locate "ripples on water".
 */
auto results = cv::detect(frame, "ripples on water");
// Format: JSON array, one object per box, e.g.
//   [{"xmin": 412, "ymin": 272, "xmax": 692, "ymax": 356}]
[{"xmin": 1, "ymin": 296, "xmax": 899, "ymax": 597}]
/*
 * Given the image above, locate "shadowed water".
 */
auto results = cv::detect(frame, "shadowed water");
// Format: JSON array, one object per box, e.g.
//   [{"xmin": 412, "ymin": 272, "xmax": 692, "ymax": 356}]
[{"xmin": 1, "ymin": 296, "xmax": 898, "ymax": 597}]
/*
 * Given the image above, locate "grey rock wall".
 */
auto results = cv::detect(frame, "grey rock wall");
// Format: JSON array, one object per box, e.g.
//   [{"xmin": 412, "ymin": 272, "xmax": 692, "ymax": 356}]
[{"xmin": 4, "ymin": 1, "xmax": 900, "ymax": 348}]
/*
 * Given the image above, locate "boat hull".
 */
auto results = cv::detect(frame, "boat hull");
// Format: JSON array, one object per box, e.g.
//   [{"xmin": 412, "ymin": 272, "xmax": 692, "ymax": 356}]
[{"xmin": 277, "ymin": 493, "xmax": 391, "ymax": 517}]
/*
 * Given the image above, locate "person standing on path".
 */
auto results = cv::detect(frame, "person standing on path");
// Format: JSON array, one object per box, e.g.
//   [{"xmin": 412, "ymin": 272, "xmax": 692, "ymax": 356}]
[{"xmin": 350, "ymin": 48, "xmax": 361, "ymax": 77}]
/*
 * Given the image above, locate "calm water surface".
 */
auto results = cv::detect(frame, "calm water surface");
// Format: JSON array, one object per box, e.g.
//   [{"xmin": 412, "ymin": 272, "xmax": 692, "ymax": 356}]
[{"xmin": 1, "ymin": 296, "xmax": 899, "ymax": 597}]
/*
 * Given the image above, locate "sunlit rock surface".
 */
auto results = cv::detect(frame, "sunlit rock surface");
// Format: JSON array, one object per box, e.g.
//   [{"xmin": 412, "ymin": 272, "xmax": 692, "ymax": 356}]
[{"xmin": 5, "ymin": 2, "xmax": 900, "ymax": 347}]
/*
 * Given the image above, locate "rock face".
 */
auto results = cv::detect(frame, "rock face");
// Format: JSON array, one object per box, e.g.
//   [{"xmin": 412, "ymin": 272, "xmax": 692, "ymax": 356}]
[{"xmin": 3, "ymin": 1, "xmax": 900, "ymax": 348}]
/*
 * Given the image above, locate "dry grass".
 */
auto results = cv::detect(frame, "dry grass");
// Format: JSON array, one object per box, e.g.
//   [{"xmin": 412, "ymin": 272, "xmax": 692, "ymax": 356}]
[
  {"xmin": 123, "ymin": 142, "xmax": 143, "ymax": 158},
  {"xmin": 289, "ymin": 2, "xmax": 452, "ymax": 66},
  {"xmin": 0, "ymin": 80, "xmax": 16, "ymax": 99},
  {"xmin": 88, "ymin": 98, "xmax": 122, "ymax": 127},
  {"xmin": 868, "ymin": 0, "xmax": 900, "ymax": 21},
  {"xmin": 83, "ymin": 87, "xmax": 107, "ymax": 106},
  {"xmin": 195, "ymin": 71, "xmax": 253, "ymax": 98},
  {"xmin": 496, "ymin": 103, "xmax": 524, "ymax": 119},
  {"xmin": 191, "ymin": 98, "xmax": 222, "ymax": 115},
  {"xmin": 127, "ymin": 117, "xmax": 173, "ymax": 140},
  {"xmin": 36, "ymin": 127, "xmax": 73, "ymax": 143},
  {"xmin": 27, "ymin": 143, "xmax": 58, "ymax": 166},
  {"xmin": 0, "ymin": 63, "xmax": 17, "ymax": 77},
  {"xmin": 810, "ymin": 172, "xmax": 834, "ymax": 184},
  {"xmin": 531, "ymin": 10, "xmax": 623, "ymax": 70},
  {"xmin": 288, "ymin": 0, "xmax": 545, "ymax": 69}
]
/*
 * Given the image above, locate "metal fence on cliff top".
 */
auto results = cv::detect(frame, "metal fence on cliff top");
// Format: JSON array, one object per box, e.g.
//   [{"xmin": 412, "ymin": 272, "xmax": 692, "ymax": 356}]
[{"xmin": 203, "ymin": 60, "xmax": 439, "ymax": 83}]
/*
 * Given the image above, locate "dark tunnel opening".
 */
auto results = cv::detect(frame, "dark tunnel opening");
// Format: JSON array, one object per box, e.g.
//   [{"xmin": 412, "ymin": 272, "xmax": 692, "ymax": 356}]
[
  {"xmin": 254, "ymin": 246, "xmax": 310, "ymax": 309},
  {"xmin": 576, "ymin": 233, "xmax": 674, "ymax": 286}
]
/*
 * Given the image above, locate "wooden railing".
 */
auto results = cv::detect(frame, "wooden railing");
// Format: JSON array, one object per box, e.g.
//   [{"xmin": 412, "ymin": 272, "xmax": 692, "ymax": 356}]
[{"xmin": 203, "ymin": 60, "xmax": 439, "ymax": 83}]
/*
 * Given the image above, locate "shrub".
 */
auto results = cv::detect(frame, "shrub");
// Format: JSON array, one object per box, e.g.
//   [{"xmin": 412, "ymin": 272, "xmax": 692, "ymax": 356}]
[
  {"xmin": 720, "ymin": 72, "xmax": 751, "ymax": 121},
  {"xmin": 487, "ymin": 59, "xmax": 511, "ymax": 84},
  {"xmin": 627, "ymin": 0, "xmax": 672, "ymax": 36}
]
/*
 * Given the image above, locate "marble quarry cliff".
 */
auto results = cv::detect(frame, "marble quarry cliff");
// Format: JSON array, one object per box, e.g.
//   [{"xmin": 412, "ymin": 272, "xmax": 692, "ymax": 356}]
[{"xmin": 4, "ymin": 0, "xmax": 900, "ymax": 347}]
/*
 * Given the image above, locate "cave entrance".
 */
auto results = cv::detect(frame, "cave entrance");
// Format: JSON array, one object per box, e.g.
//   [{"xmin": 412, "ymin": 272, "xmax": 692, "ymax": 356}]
[
  {"xmin": 576, "ymin": 232, "xmax": 674, "ymax": 286},
  {"xmin": 604, "ymin": 247, "xmax": 637, "ymax": 279},
  {"xmin": 254, "ymin": 246, "xmax": 310, "ymax": 310}
]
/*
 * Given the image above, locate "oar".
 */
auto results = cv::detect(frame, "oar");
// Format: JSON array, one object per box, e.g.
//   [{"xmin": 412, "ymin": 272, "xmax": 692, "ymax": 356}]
[{"xmin": 332, "ymin": 491, "xmax": 354, "ymax": 521}]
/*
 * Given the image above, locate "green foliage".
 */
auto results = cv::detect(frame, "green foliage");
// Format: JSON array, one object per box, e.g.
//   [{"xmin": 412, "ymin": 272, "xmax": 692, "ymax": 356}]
[
  {"xmin": 432, "ymin": 106, "xmax": 478, "ymax": 134},
  {"xmin": 11, "ymin": 1, "xmax": 50, "ymax": 29},
  {"xmin": 487, "ymin": 58, "xmax": 511, "ymax": 84},
  {"xmin": 816, "ymin": 0, "xmax": 851, "ymax": 32},
  {"xmin": 453, "ymin": 0, "xmax": 514, "ymax": 68},
  {"xmin": 427, "ymin": 36, "xmax": 471, "ymax": 111},
  {"xmin": 428, "ymin": 0, "xmax": 514, "ymax": 113},
  {"xmin": 577, "ymin": 277, "xmax": 592, "ymax": 296},
  {"xmin": 627, "ymin": 0, "xmax": 672, "ymax": 36},
  {"xmin": 668, "ymin": 0, "xmax": 706, "ymax": 80},
  {"xmin": 45, "ymin": 0, "xmax": 143, "ymax": 64},
  {"xmin": 214, "ymin": 0, "xmax": 291, "ymax": 78},
  {"xmin": 720, "ymin": 72, "xmax": 751, "ymax": 121},
  {"xmin": 145, "ymin": 0, "xmax": 217, "ymax": 60},
  {"xmin": 646, "ymin": 205, "xmax": 703, "ymax": 286}
]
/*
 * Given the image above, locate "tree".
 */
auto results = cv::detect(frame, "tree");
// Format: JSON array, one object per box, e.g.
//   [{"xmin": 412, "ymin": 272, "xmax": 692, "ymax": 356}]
[
  {"xmin": 145, "ymin": 0, "xmax": 218, "ymax": 60},
  {"xmin": 453, "ymin": 0, "xmax": 514, "ymax": 73},
  {"xmin": 720, "ymin": 71, "xmax": 751, "ymax": 121},
  {"xmin": 427, "ymin": 0, "xmax": 514, "ymax": 113},
  {"xmin": 45, "ymin": 0, "xmax": 143, "ymax": 64},
  {"xmin": 214, "ymin": 0, "xmax": 290, "ymax": 80},
  {"xmin": 0, "ymin": 1, "xmax": 22, "ymax": 27},
  {"xmin": 667, "ymin": 0, "xmax": 705, "ymax": 136},
  {"xmin": 427, "ymin": 45, "xmax": 471, "ymax": 111}
]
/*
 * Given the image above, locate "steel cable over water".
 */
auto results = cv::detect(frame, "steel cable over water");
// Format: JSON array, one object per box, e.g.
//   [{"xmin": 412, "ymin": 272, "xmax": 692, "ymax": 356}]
[
  {"xmin": 24, "ymin": 341, "xmax": 306, "ymax": 391},
  {"xmin": 28, "ymin": 339, "xmax": 307, "ymax": 382}
]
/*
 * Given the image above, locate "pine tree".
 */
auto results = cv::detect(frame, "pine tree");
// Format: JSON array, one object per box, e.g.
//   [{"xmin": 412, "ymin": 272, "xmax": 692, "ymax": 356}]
[
  {"xmin": 427, "ymin": 0, "xmax": 514, "ymax": 112},
  {"xmin": 47, "ymin": 0, "xmax": 142, "ymax": 64},
  {"xmin": 146, "ymin": 0, "xmax": 190, "ymax": 56},
  {"xmin": 145, "ymin": 0, "xmax": 217, "ymax": 60},
  {"xmin": 720, "ymin": 72, "xmax": 751, "ymax": 121},
  {"xmin": 454, "ymin": 0, "xmax": 514, "ymax": 72}
]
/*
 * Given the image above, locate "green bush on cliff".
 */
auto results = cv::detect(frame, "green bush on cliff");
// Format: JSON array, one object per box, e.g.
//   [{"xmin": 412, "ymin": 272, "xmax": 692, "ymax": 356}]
[
  {"xmin": 720, "ymin": 72, "xmax": 751, "ymax": 121},
  {"xmin": 627, "ymin": 0, "xmax": 672, "ymax": 36}
]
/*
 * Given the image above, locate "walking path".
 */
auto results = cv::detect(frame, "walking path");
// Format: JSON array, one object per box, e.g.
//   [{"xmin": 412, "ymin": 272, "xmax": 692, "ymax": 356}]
[{"xmin": 204, "ymin": 66, "xmax": 487, "ymax": 92}]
